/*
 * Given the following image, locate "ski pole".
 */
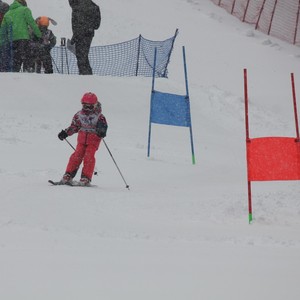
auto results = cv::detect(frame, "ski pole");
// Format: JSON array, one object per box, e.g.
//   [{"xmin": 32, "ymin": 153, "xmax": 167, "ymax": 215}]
[
  {"xmin": 103, "ymin": 139, "xmax": 130, "ymax": 190},
  {"xmin": 51, "ymin": 54, "xmax": 60, "ymax": 73},
  {"xmin": 64, "ymin": 138, "xmax": 98, "ymax": 175},
  {"xmin": 64, "ymin": 137, "xmax": 75, "ymax": 151}
]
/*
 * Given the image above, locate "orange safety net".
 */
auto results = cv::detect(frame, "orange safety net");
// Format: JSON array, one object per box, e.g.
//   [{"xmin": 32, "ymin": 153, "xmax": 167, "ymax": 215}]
[
  {"xmin": 247, "ymin": 137, "xmax": 300, "ymax": 181},
  {"xmin": 211, "ymin": 0, "xmax": 300, "ymax": 46}
]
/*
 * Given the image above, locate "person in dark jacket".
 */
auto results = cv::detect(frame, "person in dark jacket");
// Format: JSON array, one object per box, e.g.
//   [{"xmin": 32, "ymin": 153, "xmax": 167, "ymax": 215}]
[
  {"xmin": 0, "ymin": 0, "xmax": 9, "ymax": 24},
  {"xmin": 1, "ymin": 0, "xmax": 41, "ymax": 72},
  {"xmin": 0, "ymin": 1, "xmax": 9, "ymax": 71},
  {"xmin": 68, "ymin": 0, "xmax": 101, "ymax": 75}
]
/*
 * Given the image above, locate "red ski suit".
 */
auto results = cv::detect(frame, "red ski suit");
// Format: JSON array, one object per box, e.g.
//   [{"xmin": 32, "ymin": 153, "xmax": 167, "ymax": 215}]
[{"xmin": 64, "ymin": 103, "xmax": 107, "ymax": 181}]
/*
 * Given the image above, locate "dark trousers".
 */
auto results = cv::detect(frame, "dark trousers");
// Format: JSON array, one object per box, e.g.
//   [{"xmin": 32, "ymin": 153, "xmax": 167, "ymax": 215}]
[
  {"xmin": 0, "ymin": 43, "xmax": 12, "ymax": 72},
  {"xmin": 26, "ymin": 43, "xmax": 54, "ymax": 74},
  {"xmin": 12, "ymin": 40, "xmax": 31, "ymax": 72},
  {"xmin": 74, "ymin": 35, "xmax": 93, "ymax": 75},
  {"xmin": 36, "ymin": 50, "xmax": 53, "ymax": 74}
]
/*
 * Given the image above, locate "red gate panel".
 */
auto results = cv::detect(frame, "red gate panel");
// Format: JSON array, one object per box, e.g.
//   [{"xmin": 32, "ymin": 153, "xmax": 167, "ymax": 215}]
[{"xmin": 247, "ymin": 137, "xmax": 300, "ymax": 181}]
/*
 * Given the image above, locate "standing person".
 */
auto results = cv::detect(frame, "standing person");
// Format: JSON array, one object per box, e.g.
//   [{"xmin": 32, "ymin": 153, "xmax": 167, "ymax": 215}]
[
  {"xmin": 0, "ymin": 0, "xmax": 9, "ymax": 24},
  {"xmin": 28, "ymin": 16, "xmax": 56, "ymax": 73},
  {"xmin": 1, "ymin": 0, "xmax": 41, "ymax": 72},
  {"xmin": 0, "ymin": 1, "xmax": 9, "ymax": 71},
  {"xmin": 57, "ymin": 92, "xmax": 108, "ymax": 186},
  {"xmin": 68, "ymin": 0, "xmax": 101, "ymax": 75}
]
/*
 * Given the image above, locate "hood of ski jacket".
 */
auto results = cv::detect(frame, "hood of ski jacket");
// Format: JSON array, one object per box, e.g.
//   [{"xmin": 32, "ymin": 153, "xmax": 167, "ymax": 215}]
[
  {"xmin": 1, "ymin": 0, "xmax": 41, "ymax": 41},
  {"xmin": 0, "ymin": 1, "xmax": 9, "ymax": 25},
  {"xmin": 0, "ymin": 1, "xmax": 9, "ymax": 14}
]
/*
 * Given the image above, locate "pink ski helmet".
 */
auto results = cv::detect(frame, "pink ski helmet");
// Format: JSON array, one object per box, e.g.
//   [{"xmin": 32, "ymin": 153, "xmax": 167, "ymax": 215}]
[{"xmin": 81, "ymin": 92, "xmax": 98, "ymax": 105}]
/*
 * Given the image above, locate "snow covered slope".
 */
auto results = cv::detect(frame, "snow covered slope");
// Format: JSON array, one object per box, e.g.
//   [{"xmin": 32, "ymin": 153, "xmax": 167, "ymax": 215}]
[{"xmin": 0, "ymin": 0, "xmax": 300, "ymax": 299}]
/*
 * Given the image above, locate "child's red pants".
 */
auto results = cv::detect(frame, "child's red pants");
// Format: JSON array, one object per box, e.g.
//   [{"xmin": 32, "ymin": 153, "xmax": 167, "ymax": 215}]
[{"xmin": 65, "ymin": 133, "xmax": 101, "ymax": 180}]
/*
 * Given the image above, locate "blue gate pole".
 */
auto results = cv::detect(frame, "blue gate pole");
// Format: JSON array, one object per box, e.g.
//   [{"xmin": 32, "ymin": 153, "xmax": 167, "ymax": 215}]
[
  {"xmin": 183, "ymin": 46, "xmax": 196, "ymax": 164},
  {"xmin": 147, "ymin": 47, "xmax": 157, "ymax": 157}
]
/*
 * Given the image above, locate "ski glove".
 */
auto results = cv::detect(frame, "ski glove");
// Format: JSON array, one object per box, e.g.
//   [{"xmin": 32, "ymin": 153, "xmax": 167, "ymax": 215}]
[
  {"xmin": 58, "ymin": 130, "xmax": 68, "ymax": 140},
  {"xmin": 96, "ymin": 121, "xmax": 108, "ymax": 138}
]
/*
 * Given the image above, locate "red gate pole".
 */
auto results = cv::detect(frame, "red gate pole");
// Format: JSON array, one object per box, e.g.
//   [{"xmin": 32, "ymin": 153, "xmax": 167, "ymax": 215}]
[
  {"xmin": 244, "ymin": 68, "xmax": 253, "ymax": 223},
  {"xmin": 291, "ymin": 73, "xmax": 300, "ymax": 141}
]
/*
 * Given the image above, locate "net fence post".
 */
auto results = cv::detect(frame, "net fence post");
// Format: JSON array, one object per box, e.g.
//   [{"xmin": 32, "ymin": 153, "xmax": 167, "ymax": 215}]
[
  {"xmin": 293, "ymin": 0, "xmax": 300, "ymax": 44},
  {"xmin": 268, "ymin": 0, "xmax": 278, "ymax": 35},
  {"xmin": 163, "ymin": 28, "xmax": 178, "ymax": 78},
  {"xmin": 242, "ymin": 0, "xmax": 251, "ymax": 22},
  {"xmin": 255, "ymin": 0, "xmax": 267, "ymax": 30},
  {"xmin": 231, "ymin": 0, "xmax": 237, "ymax": 14},
  {"xmin": 60, "ymin": 38, "xmax": 65, "ymax": 74},
  {"xmin": 135, "ymin": 34, "xmax": 142, "ymax": 76}
]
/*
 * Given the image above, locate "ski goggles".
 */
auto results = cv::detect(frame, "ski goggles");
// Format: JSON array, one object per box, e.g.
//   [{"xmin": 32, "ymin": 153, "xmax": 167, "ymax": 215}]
[{"xmin": 82, "ymin": 103, "xmax": 95, "ymax": 110}]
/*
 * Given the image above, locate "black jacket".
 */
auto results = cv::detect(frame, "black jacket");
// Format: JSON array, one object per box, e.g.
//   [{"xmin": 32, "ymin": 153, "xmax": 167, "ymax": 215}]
[
  {"xmin": 0, "ymin": 1, "xmax": 9, "ymax": 24},
  {"xmin": 69, "ymin": 0, "xmax": 101, "ymax": 41}
]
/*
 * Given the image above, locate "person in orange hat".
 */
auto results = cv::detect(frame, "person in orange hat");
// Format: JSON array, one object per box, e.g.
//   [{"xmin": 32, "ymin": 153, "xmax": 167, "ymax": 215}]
[
  {"xmin": 58, "ymin": 92, "xmax": 108, "ymax": 186},
  {"xmin": 28, "ymin": 16, "xmax": 56, "ymax": 73}
]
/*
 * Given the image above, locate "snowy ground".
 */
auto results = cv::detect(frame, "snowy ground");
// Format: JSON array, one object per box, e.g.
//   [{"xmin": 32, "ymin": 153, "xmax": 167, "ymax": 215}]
[{"xmin": 1, "ymin": 0, "xmax": 300, "ymax": 299}]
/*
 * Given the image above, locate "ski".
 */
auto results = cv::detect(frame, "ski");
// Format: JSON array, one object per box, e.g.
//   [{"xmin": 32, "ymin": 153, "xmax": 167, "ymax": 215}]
[
  {"xmin": 48, "ymin": 179, "xmax": 72, "ymax": 186},
  {"xmin": 48, "ymin": 180, "xmax": 94, "ymax": 187},
  {"xmin": 70, "ymin": 181, "xmax": 93, "ymax": 187}
]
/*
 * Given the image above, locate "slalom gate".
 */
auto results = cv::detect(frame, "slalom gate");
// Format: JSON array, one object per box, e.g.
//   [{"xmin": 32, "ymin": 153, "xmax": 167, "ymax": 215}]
[
  {"xmin": 147, "ymin": 46, "xmax": 196, "ymax": 164},
  {"xmin": 244, "ymin": 69, "xmax": 300, "ymax": 223}
]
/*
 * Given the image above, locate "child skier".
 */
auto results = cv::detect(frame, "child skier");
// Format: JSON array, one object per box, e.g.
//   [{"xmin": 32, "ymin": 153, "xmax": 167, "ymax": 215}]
[
  {"xmin": 58, "ymin": 92, "xmax": 108, "ymax": 186},
  {"xmin": 29, "ymin": 16, "xmax": 56, "ymax": 73}
]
